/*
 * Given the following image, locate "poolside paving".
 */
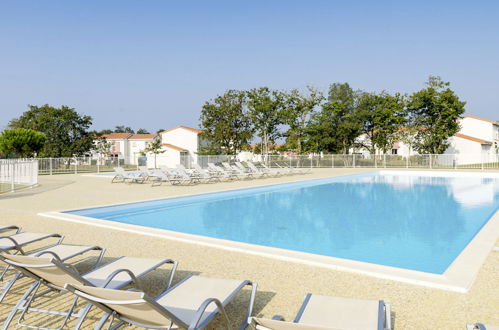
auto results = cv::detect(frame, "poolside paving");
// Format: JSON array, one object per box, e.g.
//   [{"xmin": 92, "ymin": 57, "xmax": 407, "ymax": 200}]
[{"xmin": 0, "ymin": 168, "xmax": 498, "ymax": 329}]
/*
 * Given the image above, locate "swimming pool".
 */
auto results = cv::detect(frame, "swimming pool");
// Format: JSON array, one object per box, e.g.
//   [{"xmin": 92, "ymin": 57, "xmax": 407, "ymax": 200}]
[{"xmin": 62, "ymin": 171, "xmax": 499, "ymax": 275}]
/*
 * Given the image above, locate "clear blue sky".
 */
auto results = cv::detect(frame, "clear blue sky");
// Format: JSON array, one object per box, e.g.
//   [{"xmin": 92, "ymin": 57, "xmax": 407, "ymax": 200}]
[{"xmin": 1, "ymin": 1, "xmax": 498, "ymax": 131}]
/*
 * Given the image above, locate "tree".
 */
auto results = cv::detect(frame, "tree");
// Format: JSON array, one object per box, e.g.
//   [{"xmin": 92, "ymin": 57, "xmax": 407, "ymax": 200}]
[
  {"xmin": 282, "ymin": 86, "xmax": 324, "ymax": 153},
  {"xmin": 92, "ymin": 137, "xmax": 112, "ymax": 156},
  {"xmin": 407, "ymin": 76, "xmax": 466, "ymax": 154},
  {"xmin": 304, "ymin": 83, "xmax": 362, "ymax": 153},
  {"xmin": 114, "ymin": 126, "xmax": 134, "ymax": 133},
  {"xmin": 0, "ymin": 128, "xmax": 46, "ymax": 157},
  {"xmin": 356, "ymin": 92, "xmax": 407, "ymax": 154},
  {"xmin": 199, "ymin": 90, "xmax": 253, "ymax": 155},
  {"xmin": 144, "ymin": 138, "xmax": 165, "ymax": 168},
  {"xmin": 136, "ymin": 128, "xmax": 150, "ymax": 134},
  {"xmin": 246, "ymin": 87, "xmax": 285, "ymax": 156},
  {"xmin": 9, "ymin": 105, "xmax": 93, "ymax": 157}
]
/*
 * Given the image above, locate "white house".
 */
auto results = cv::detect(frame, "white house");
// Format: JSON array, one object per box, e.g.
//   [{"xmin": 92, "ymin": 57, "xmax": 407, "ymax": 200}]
[
  {"xmin": 146, "ymin": 126, "xmax": 204, "ymax": 168},
  {"xmin": 349, "ymin": 114, "xmax": 498, "ymax": 164},
  {"xmin": 444, "ymin": 115, "xmax": 498, "ymax": 164},
  {"xmin": 99, "ymin": 133, "xmax": 158, "ymax": 164}
]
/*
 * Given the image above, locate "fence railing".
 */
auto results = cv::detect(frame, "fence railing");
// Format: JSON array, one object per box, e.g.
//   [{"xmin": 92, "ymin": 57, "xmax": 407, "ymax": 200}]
[
  {"xmin": 37, "ymin": 157, "xmax": 138, "ymax": 175},
  {"xmin": 181, "ymin": 154, "xmax": 499, "ymax": 170},
  {"xmin": 0, "ymin": 159, "xmax": 38, "ymax": 193}
]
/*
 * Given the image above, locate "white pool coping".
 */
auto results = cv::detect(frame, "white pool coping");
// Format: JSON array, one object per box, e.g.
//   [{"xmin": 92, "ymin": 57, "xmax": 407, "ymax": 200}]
[{"xmin": 39, "ymin": 170, "xmax": 499, "ymax": 293}]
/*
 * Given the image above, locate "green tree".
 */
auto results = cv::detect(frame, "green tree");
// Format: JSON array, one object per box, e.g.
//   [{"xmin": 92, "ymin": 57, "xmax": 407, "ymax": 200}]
[
  {"xmin": 114, "ymin": 126, "xmax": 134, "ymax": 133},
  {"xmin": 92, "ymin": 137, "xmax": 112, "ymax": 156},
  {"xmin": 356, "ymin": 92, "xmax": 407, "ymax": 154},
  {"xmin": 304, "ymin": 83, "xmax": 362, "ymax": 153},
  {"xmin": 0, "ymin": 128, "xmax": 46, "ymax": 158},
  {"xmin": 199, "ymin": 90, "xmax": 253, "ymax": 155},
  {"xmin": 246, "ymin": 87, "xmax": 285, "ymax": 156},
  {"xmin": 9, "ymin": 105, "xmax": 93, "ymax": 157},
  {"xmin": 136, "ymin": 128, "xmax": 150, "ymax": 134},
  {"xmin": 282, "ymin": 86, "xmax": 324, "ymax": 153},
  {"xmin": 407, "ymin": 76, "xmax": 466, "ymax": 154},
  {"xmin": 144, "ymin": 138, "xmax": 165, "ymax": 168}
]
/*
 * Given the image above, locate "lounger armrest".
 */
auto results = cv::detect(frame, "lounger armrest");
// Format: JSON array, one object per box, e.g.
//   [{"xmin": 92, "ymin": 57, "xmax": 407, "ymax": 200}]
[
  {"xmin": 102, "ymin": 268, "xmax": 142, "ymax": 289},
  {"xmin": 0, "ymin": 236, "xmax": 21, "ymax": 250},
  {"xmin": 0, "ymin": 226, "xmax": 21, "ymax": 234},
  {"xmin": 189, "ymin": 297, "xmax": 229, "ymax": 330},
  {"xmin": 33, "ymin": 251, "xmax": 63, "ymax": 262},
  {"xmin": 384, "ymin": 302, "xmax": 391, "ymax": 330}
]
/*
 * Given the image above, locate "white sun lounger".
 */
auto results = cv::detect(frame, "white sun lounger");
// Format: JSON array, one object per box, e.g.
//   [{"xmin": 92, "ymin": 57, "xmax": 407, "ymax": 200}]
[
  {"xmin": 251, "ymin": 293, "xmax": 391, "ymax": 330},
  {"xmin": 150, "ymin": 169, "xmax": 193, "ymax": 186},
  {"xmin": 0, "ymin": 227, "xmax": 63, "ymax": 255},
  {"xmin": 66, "ymin": 274, "xmax": 257, "ymax": 330},
  {"xmin": 111, "ymin": 167, "xmax": 146, "ymax": 184},
  {"xmin": 258, "ymin": 163, "xmax": 283, "ymax": 176},
  {"xmin": 191, "ymin": 163, "xmax": 221, "ymax": 183},
  {"xmin": 223, "ymin": 162, "xmax": 253, "ymax": 179},
  {"xmin": 0, "ymin": 253, "xmax": 177, "ymax": 329},
  {"xmin": 245, "ymin": 162, "xmax": 271, "ymax": 178},
  {"xmin": 208, "ymin": 163, "xmax": 237, "ymax": 180},
  {"xmin": 0, "ymin": 243, "xmax": 105, "ymax": 303}
]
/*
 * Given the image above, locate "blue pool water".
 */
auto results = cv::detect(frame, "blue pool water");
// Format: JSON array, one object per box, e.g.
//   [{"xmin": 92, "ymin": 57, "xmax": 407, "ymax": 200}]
[{"xmin": 67, "ymin": 171, "xmax": 499, "ymax": 274}]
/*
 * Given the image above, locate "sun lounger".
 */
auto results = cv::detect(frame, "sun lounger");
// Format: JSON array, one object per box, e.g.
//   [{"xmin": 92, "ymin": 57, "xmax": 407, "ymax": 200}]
[
  {"xmin": 251, "ymin": 293, "xmax": 391, "ymax": 330},
  {"xmin": 150, "ymin": 169, "xmax": 193, "ymax": 186},
  {"xmin": 245, "ymin": 162, "xmax": 271, "ymax": 178},
  {"xmin": 274, "ymin": 163, "xmax": 311, "ymax": 175},
  {"xmin": 0, "ymin": 229, "xmax": 62, "ymax": 255},
  {"xmin": 208, "ymin": 163, "xmax": 237, "ymax": 180},
  {"xmin": 258, "ymin": 163, "xmax": 283, "ymax": 176},
  {"xmin": 223, "ymin": 162, "xmax": 253, "ymax": 179},
  {"xmin": 111, "ymin": 167, "xmax": 146, "ymax": 183},
  {"xmin": 191, "ymin": 163, "xmax": 221, "ymax": 183},
  {"xmin": 0, "ymin": 243, "xmax": 104, "ymax": 303},
  {"xmin": 0, "ymin": 253, "xmax": 177, "ymax": 329},
  {"xmin": 176, "ymin": 164, "xmax": 203, "ymax": 183},
  {"xmin": 467, "ymin": 324, "xmax": 499, "ymax": 330},
  {"xmin": 66, "ymin": 274, "xmax": 257, "ymax": 330}
]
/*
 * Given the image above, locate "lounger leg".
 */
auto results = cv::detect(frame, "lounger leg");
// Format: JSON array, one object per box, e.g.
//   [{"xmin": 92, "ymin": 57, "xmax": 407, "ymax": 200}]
[
  {"xmin": 1, "ymin": 281, "xmax": 39, "ymax": 330},
  {"xmin": 73, "ymin": 302, "xmax": 93, "ymax": 329},
  {"xmin": 239, "ymin": 281, "xmax": 258, "ymax": 330},
  {"xmin": 0, "ymin": 271, "xmax": 22, "ymax": 303},
  {"xmin": 93, "ymin": 312, "xmax": 111, "ymax": 330}
]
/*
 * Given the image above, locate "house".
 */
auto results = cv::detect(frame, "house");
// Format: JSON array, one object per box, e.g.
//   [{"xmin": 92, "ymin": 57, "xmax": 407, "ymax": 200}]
[
  {"xmin": 98, "ymin": 133, "xmax": 158, "ymax": 164},
  {"xmin": 444, "ymin": 115, "xmax": 498, "ymax": 164},
  {"xmin": 350, "ymin": 115, "xmax": 499, "ymax": 164},
  {"xmin": 147, "ymin": 126, "xmax": 204, "ymax": 168}
]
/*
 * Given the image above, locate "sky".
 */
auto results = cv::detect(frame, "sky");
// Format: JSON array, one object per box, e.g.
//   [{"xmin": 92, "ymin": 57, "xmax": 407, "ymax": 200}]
[{"xmin": 1, "ymin": 1, "xmax": 498, "ymax": 132}]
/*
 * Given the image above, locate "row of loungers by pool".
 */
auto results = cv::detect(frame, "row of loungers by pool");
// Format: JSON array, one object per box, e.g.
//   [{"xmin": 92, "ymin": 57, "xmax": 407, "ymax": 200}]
[
  {"xmin": 0, "ymin": 225, "xmax": 494, "ymax": 329},
  {"xmin": 111, "ymin": 161, "xmax": 311, "ymax": 186}
]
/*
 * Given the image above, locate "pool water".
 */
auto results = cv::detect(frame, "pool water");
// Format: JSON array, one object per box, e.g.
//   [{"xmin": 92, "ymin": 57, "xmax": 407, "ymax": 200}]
[{"xmin": 67, "ymin": 171, "xmax": 499, "ymax": 274}]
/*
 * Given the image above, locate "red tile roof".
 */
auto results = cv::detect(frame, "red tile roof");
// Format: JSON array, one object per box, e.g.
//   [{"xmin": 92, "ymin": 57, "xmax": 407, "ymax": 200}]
[
  {"xmin": 454, "ymin": 133, "xmax": 492, "ymax": 144},
  {"xmin": 102, "ymin": 133, "xmax": 133, "ymax": 139},
  {"xmin": 463, "ymin": 115, "xmax": 498, "ymax": 124},
  {"xmin": 160, "ymin": 126, "xmax": 203, "ymax": 134},
  {"xmin": 162, "ymin": 144, "xmax": 187, "ymax": 152},
  {"xmin": 129, "ymin": 134, "xmax": 158, "ymax": 140}
]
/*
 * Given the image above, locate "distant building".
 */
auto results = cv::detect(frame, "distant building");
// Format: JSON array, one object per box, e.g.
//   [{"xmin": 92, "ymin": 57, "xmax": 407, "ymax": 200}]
[
  {"xmin": 94, "ymin": 126, "xmax": 204, "ymax": 168},
  {"xmin": 350, "ymin": 114, "xmax": 498, "ymax": 164}
]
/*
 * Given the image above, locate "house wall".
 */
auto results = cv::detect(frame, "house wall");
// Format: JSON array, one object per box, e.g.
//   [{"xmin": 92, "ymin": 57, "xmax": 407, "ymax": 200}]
[
  {"xmin": 444, "ymin": 136, "xmax": 486, "ymax": 164},
  {"xmin": 146, "ymin": 149, "xmax": 182, "ymax": 168},
  {"xmin": 129, "ymin": 139, "xmax": 153, "ymax": 165},
  {"xmin": 161, "ymin": 129, "xmax": 199, "ymax": 161},
  {"xmin": 459, "ymin": 117, "xmax": 496, "ymax": 141}
]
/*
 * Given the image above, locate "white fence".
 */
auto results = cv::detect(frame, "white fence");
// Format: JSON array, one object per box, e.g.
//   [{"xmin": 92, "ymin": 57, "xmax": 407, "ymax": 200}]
[
  {"xmin": 181, "ymin": 154, "xmax": 499, "ymax": 170},
  {"xmin": 37, "ymin": 157, "xmax": 140, "ymax": 175},
  {"xmin": 0, "ymin": 159, "xmax": 38, "ymax": 193}
]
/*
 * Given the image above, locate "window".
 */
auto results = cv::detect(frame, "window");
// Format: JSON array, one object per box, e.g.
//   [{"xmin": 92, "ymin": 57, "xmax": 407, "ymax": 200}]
[{"xmin": 391, "ymin": 149, "xmax": 398, "ymax": 155}]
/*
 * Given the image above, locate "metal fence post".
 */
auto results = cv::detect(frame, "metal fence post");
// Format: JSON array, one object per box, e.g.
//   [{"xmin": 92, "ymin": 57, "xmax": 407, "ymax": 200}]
[
  {"xmin": 11, "ymin": 162, "xmax": 15, "ymax": 192},
  {"xmin": 383, "ymin": 154, "xmax": 386, "ymax": 168},
  {"xmin": 331, "ymin": 154, "xmax": 334, "ymax": 168},
  {"xmin": 97, "ymin": 156, "xmax": 100, "ymax": 173},
  {"xmin": 49, "ymin": 158, "xmax": 53, "ymax": 175},
  {"xmin": 406, "ymin": 156, "xmax": 409, "ymax": 168},
  {"xmin": 429, "ymin": 154, "xmax": 432, "ymax": 169},
  {"xmin": 353, "ymin": 154, "xmax": 356, "ymax": 168},
  {"xmin": 74, "ymin": 158, "xmax": 78, "ymax": 174}
]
